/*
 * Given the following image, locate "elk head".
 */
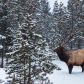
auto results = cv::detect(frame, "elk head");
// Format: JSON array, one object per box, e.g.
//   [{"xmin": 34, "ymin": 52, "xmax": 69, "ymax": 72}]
[{"xmin": 53, "ymin": 44, "xmax": 64, "ymax": 53}]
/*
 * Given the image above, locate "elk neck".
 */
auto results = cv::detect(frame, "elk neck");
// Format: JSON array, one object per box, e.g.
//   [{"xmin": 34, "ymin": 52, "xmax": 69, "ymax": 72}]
[{"xmin": 57, "ymin": 47, "xmax": 70, "ymax": 63}]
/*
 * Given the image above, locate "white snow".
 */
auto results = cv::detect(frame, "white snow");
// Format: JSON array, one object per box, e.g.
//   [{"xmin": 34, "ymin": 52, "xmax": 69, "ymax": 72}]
[
  {"xmin": 0, "ymin": 68, "xmax": 7, "ymax": 84},
  {"xmin": 0, "ymin": 60, "xmax": 84, "ymax": 84},
  {"xmin": 0, "ymin": 45, "xmax": 3, "ymax": 49},
  {"xmin": 0, "ymin": 35, "xmax": 6, "ymax": 39},
  {"xmin": 47, "ymin": 60, "xmax": 84, "ymax": 84},
  {"xmin": 34, "ymin": 33, "xmax": 42, "ymax": 38}
]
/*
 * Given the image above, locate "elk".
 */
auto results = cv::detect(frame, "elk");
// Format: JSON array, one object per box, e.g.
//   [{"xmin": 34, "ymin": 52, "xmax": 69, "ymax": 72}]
[{"xmin": 53, "ymin": 30, "xmax": 84, "ymax": 74}]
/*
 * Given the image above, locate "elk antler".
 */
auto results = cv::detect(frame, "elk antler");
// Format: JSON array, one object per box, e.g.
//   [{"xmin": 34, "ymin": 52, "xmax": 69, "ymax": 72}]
[
  {"xmin": 55, "ymin": 34, "xmax": 63, "ymax": 45},
  {"xmin": 55, "ymin": 29, "xmax": 75, "ymax": 46},
  {"xmin": 60, "ymin": 29, "xmax": 70, "ymax": 44},
  {"xmin": 55, "ymin": 40, "xmax": 61, "ymax": 45},
  {"xmin": 64, "ymin": 30, "xmax": 75, "ymax": 44}
]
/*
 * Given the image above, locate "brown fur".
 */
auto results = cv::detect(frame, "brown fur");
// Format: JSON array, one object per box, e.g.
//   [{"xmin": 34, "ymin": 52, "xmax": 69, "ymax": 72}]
[
  {"xmin": 69, "ymin": 49, "xmax": 75, "ymax": 51},
  {"xmin": 66, "ymin": 49, "xmax": 84, "ymax": 66},
  {"xmin": 53, "ymin": 45, "xmax": 84, "ymax": 74}
]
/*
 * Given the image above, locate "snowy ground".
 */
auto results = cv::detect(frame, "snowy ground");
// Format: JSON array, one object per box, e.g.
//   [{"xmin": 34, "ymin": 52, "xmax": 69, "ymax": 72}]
[
  {"xmin": 0, "ymin": 60, "xmax": 84, "ymax": 84},
  {"xmin": 0, "ymin": 68, "xmax": 7, "ymax": 84},
  {"xmin": 47, "ymin": 60, "xmax": 84, "ymax": 84}
]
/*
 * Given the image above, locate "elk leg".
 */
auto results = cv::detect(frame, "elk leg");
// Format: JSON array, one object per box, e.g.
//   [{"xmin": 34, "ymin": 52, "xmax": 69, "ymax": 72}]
[
  {"xmin": 81, "ymin": 62, "xmax": 84, "ymax": 72},
  {"xmin": 68, "ymin": 65, "xmax": 73, "ymax": 74}
]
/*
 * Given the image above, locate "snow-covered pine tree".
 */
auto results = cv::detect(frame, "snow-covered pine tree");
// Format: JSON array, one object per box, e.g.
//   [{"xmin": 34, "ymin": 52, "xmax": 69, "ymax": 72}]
[
  {"xmin": 49, "ymin": 1, "xmax": 68, "ymax": 49},
  {"xmin": 50, "ymin": 0, "xmax": 74, "ymax": 49},
  {"xmin": 5, "ymin": 13, "xmax": 58, "ymax": 84},
  {"xmin": 40, "ymin": 0, "xmax": 50, "ymax": 14},
  {"xmin": 49, "ymin": 0, "xmax": 60, "ymax": 49},
  {"xmin": 67, "ymin": 0, "xmax": 84, "ymax": 49},
  {"xmin": 34, "ymin": 0, "xmax": 52, "ymax": 43},
  {"xmin": 53, "ymin": 0, "xmax": 59, "ymax": 18},
  {"xmin": 0, "ymin": 0, "xmax": 12, "ymax": 45},
  {"xmin": 7, "ymin": 0, "xmax": 40, "ymax": 30},
  {"xmin": 73, "ymin": 0, "xmax": 84, "ymax": 48},
  {"xmin": 67, "ymin": 0, "xmax": 79, "ymax": 49},
  {"xmin": 0, "ymin": 0, "xmax": 13, "ymax": 68}
]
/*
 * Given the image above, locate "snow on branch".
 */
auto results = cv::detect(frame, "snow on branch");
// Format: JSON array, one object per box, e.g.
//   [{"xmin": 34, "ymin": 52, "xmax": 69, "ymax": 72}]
[
  {"xmin": 0, "ymin": 35, "xmax": 6, "ymax": 39},
  {"xmin": 0, "ymin": 45, "xmax": 3, "ymax": 49}
]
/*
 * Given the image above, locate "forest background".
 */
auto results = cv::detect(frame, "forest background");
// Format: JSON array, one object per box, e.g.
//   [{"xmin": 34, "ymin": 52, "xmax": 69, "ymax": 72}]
[{"xmin": 0, "ymin": 0, "xmax": 84, "ymax": 84}]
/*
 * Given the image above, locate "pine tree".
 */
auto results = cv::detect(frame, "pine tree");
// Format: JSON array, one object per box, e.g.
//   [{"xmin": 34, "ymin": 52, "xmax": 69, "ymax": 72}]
[
  {"xmin": 7, "ymin": 0, "xmax": 40, "ymax": 30},
  {"xmin": 67, "ymin": 0, "xmax": 78, "ymax": 48},
  {"xmin": 40, "ymin": 0, "xmax": 50, "ymax": 14},
  {"xmin": 0, "ymin": 0, "xmax": 13, "ymax": 68},
  {"xmin": 50, "ymin": 1, "xmax": 69, "ymax": 49},
  {"xmin": 53, "ymin": 0, "xmax": 59, "ymax": 18},
  {"xmin": 5, "ymin": 13, "xmax": 57, "ymax": 84},
  {"xmin": 49, "ymin": 0, "xmax": 60, "ymax": 49},
  {"xmin": 74, "ymin": 0, "xmax": 84, "ymax": 48},
  {"xmin": 67, "ymin": 0, "xmax": 84, "ymax": 49},
  {"xmin": 35, "ymin": 0, "xmax": 52, "ymax": 43}
]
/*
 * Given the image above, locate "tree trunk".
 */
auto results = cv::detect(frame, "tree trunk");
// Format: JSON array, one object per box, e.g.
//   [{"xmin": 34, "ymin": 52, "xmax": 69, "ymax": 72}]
[
  {"xmin": 1, "ymin": 39, "xmax": 5, "ymax": 68},
  {"xmin": 1, "ymin": 49, "xmax": 3, "ymax": 68},
  {"xmin": 27, "ymin": 56, "xmax": 31, "ymax": 84},
  {"xmin": 71, "ymin": 7, "xmax": 74, "ymax": 49},
  {"xmin": 24, "ymin": 56, "xmax": 26, "ymax": 84},
  {"xmin": 78, "ymin": 40, "xmax": 81, "ymax": 49}
]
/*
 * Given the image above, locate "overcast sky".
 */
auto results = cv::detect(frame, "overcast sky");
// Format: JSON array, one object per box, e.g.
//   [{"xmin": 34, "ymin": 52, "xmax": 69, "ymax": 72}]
[{"xmin": 48, "ymin": 0, "xmax": 68, "ymax": 12}]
